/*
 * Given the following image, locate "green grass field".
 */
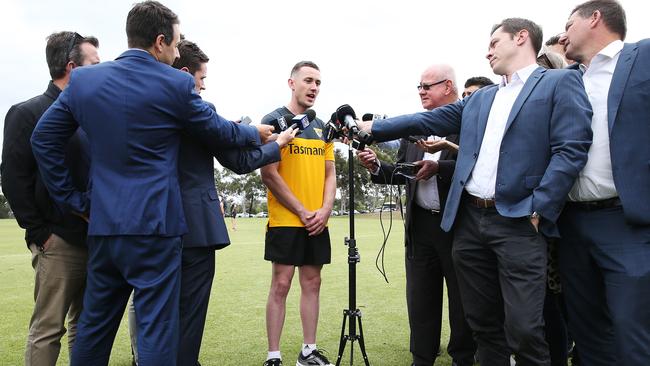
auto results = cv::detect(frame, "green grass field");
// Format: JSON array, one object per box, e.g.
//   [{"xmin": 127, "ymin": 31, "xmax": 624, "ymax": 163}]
[{"xmin": 0, "ymin": 216, "xmax": 455, "ymax": 365}]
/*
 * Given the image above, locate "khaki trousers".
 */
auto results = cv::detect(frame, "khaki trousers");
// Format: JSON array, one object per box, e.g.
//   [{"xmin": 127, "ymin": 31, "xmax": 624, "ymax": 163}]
[{"xmin": 25, "ymin": 234, "xmax": 87, "ymax": 366}]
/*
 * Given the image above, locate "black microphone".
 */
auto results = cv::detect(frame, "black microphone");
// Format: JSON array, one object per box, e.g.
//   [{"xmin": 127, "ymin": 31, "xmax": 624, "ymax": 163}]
[
  {"xmin": 323, "ymin": 122, "xmax": 340, "ymax": 143},
  {"xmin": 335, "ymin": 104, "xmax": 358, "ymax": 130},
  {"xmin": 290, "ymin": 109, "xmax": 316, "ymax": 131},
  {"xmin": 271, "ymin": 113, "xmax": 294, "ymax": 133},
  {"xmin": 362, "ymin": 113, "xmax": 387, "ymax": 122},
  {"xmin": 322, "ymin": 112, "xmax": 341, "ymax": 143},
  {"xmin": 335, "ymin": 104, "xmax": 373, "ymax": 146}
]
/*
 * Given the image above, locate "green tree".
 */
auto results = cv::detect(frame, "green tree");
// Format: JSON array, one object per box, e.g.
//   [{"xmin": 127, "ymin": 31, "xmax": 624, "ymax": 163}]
[
  {"xmin": 220, "ymin": 169, "xmax": 265, "ymax": 214},
  {"xmin": 213, "ymin": 168, "xmax": 232, "ymax": 198},
  {"xmin": 366, "ymin": 143, "xmax": 403, "ymax": 210},
  {"xmin": 240, "ymin": 172, "xmax": 265, "ymax": 214},
  {"xmin": 214, "ymin": 167, "xmax": 238, "ymax": 213},
  {"xmin": 334, "ymin": 148, "xmax": 371, "ymax": 212}
]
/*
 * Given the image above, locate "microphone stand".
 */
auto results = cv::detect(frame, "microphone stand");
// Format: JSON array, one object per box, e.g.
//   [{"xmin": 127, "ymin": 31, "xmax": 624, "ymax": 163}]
[{"xmin": 335, "ymin": 128, "xmax": 370, "ymax": 366}]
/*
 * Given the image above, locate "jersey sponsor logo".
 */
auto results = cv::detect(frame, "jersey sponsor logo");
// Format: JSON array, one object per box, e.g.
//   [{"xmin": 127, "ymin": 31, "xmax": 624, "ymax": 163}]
[
  {"xmin": 287, "ymin": 143, "xmax": 325, "ymax": 156},
  {"xmin": 313, "ymin": 128, "xmax": 322, "ymax": 138}
]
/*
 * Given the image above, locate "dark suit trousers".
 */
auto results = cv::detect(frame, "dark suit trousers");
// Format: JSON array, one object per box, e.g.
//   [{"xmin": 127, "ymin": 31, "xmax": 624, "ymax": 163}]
[
  {"xmin": 178, "ymin": 247, "xmax": 216, "ymax": 366},
  {"xmin": 543, "ymin": 291, "xmax": 568, "ymax": 366},
  {"xmin": 71, "ymin": 235, "xmax": 182, "ymax": 366},
  {"xmin": 452, "ymin": 200, "xmax": 550, "ymax": 366},
  {"xmin": 407, "ymin": 204, "xmax": 476, "ymax": 366},
  {"xmin": 558, "ymin": 205, "xmax": 650, "ymax": 366}
]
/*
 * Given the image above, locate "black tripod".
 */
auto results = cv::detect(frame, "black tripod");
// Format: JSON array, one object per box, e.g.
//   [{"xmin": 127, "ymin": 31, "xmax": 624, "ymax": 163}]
[{"xmin": 335, "ymin": 130, "xmax": 370, "ymax": 366}]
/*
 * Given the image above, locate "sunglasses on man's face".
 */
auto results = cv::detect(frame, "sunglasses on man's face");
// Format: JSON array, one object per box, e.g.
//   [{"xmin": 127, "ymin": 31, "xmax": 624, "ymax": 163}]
[{"xmin": 417, "ymin": 79, "xmax": 447, "ymax": 91}]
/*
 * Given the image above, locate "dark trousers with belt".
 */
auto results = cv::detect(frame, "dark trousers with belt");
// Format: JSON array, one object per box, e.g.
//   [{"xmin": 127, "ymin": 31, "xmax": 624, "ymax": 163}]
[
  {"xmin": 558, "ymin": 203, "xmax": 650, "ymax": 366},
  {"xmin": 452, "ymin": 199, "xmax": 550, "ymax": 366},
  {"xmin": 407, "ymin": 204, "xmax": 476, "ymax": 366},
  {"xmin": 178, "ymin": 247, "xmax": 216, "ymax": 366},
  {"xmin": 71, "ymin": 235, "xmax": 182, "ymax": 366}
]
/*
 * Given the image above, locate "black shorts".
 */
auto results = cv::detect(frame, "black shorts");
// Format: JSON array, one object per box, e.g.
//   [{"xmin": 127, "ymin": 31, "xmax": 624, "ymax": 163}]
[{"xmin": 264, "ymin": 226, "xmax": 331, "ymax": 266}]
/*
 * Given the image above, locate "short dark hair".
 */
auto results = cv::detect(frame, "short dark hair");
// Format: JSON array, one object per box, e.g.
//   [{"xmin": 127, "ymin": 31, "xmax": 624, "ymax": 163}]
[
  {"xmin": 45, "ymin": 31, "xmax": 99, "ymax": 80},
  {"xmin": 571, "ymin": 0, "xmax": 626, "ymax": 40},
  {"xmin": 126, "ymin": 1, "xmax": 179, "ymax": 49},
  {"xmin": 290, "ymin": 61, "xmax": 319, "ymax": 77},
  {"xmin": 545, "ymin": 35, "xmax": 561, "ymax": 46},
  {"xmin": 491, "ymin": 18, "xmax": 544, "ymax": 56},
  {"xmin": 464, "ymin": 76, "xmax": 495, "ymax": 89},
  {"xmin": 172, "ymin": 40, "xmax": 209, "ymax": 74}
]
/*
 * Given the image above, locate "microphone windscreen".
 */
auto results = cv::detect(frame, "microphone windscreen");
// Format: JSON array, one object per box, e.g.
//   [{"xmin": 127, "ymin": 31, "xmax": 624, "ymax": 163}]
[
  {"xmin": 336, "ymin": 104, "xmax": 356, "ymax": 122},
  {"xmin": 305, "ymin": 109, "xmax": 316, "ymax": 121},
  {"xmin": 362, "ymin": 113, "xmax": 374, "ymax": 121},
  {"xmin": 330, "ymin": 112, "xmax": 339, "ymax": 125}
]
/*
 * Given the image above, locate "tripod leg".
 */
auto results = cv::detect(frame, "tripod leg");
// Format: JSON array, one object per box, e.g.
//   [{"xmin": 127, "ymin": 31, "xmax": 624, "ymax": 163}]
[
  {"xmin": 336, "ymin": 311, "xmax": 349, "ymax": 366},
  {"xmin": 356, "ymin": 312, "xmax": 370, "ymax": 366}
]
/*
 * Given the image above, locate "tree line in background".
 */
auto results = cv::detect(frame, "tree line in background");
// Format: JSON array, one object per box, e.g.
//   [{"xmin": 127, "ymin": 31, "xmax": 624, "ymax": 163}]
[
  {"xmin": 0, "ymin": 145, "xmax": 403, "ymax": 220},
  {"xmin": 216, "ymin": 145, "xmax": 403, "ymax": 216}
]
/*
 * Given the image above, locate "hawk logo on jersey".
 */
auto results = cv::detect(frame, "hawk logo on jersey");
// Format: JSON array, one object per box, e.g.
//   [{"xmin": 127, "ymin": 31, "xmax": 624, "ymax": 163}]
[{"xmin": 313, "ymin": 128, "xmax": 323, "ymax": 138}]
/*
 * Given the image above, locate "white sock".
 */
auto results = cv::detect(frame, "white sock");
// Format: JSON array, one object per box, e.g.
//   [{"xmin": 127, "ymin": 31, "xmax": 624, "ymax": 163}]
[
  {"xmin": 267, "ymin": 351, "xmax": 281, "ymax": 360},
  {"xmin": 302, "ymin": 343, "xmax": 317, "ymax": 357}
]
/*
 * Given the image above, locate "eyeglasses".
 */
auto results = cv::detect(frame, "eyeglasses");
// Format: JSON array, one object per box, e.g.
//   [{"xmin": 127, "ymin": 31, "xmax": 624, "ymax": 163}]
[
  {"xmin": 417, "ymin": 79, "xmax": 447, "ymax": 91},
  {"xmin": 65, "ymin": 32, "xmax": 83, "ymax": 60}
]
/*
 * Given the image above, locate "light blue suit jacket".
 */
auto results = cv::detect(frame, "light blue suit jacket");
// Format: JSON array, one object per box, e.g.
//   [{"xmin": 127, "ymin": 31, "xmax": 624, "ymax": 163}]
[
  {"xmin": 372, "ymin": 67, "xmax": 593, "ymax": 237},
  {"xmin": 31, "ymin": 50, "xmax": 260, "ymax": 237}
]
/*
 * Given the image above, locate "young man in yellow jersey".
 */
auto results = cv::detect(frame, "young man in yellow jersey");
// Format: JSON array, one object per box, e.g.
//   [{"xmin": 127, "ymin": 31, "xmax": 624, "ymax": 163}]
[{"xmin": 260, "ymin": 61, "xmax": 336, "ymax": 366}]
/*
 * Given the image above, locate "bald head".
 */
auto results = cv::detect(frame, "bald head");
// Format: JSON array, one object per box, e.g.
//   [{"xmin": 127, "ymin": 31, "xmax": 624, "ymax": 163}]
[{"xmin": 418, "ymin": 64, "xmax": 458, "ymax": 110}]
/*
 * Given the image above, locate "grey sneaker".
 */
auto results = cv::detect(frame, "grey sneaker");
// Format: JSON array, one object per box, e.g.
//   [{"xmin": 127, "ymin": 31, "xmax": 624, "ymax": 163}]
[
  {"xmin": 264, "ymin": 358, "xmax": 283, "ymax": 366},
  {"xmin": 296, "ymin": 349, "xmax": 333, "ymax": 366}
]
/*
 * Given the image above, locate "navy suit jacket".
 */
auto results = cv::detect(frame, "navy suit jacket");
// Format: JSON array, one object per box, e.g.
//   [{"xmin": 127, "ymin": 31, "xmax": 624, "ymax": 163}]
[
  {"xmin": 179, "ymin": 101, "xmax": 280, "ymax": 249},
  {"xmin": 30, "ymin": 50, "xmax": 260, "ymax": 237},
  {"xmin": 604, "ymin": 40, "xmax": 650, "ymax": 225},
  {"xmin": 372, "ymin": 67, "xmax": 593, "ymax": 237}
]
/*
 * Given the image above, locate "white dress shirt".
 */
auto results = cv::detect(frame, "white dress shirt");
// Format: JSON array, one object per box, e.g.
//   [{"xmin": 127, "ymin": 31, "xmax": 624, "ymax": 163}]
[
  {"xmin": 465, "ymin": 63, "xmax": 539, "ymax": 199},
  {"xmin": 568, "ymin": 40, "xmax": 623, "ymax": 202},
  {"xmin": 372, "ymin": 136, "xmax": 444, "ymax": 210},
  {"xmin": 414, "ymin": 136, "xmax": 443, "ymax": 210}
]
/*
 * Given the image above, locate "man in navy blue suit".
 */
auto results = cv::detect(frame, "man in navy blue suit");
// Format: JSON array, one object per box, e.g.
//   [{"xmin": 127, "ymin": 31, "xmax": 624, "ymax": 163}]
[
  {"xmin": 358, "ymin": 18, "xmax": 593, "ymax": 366},
  {"xmin": 558, "ymin": 1, "xmax": 650, "ymax": 365},
  {"xmin": 30, "ymin": 2, "xmax": 274, "ymax": 365},
  {"xmin": 126, "ymin": 38, "xmax": 297, "ymax": 366},
  {"xmin": 173, "ymin": 38, "xmax": 295, "ymax": 366}
]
